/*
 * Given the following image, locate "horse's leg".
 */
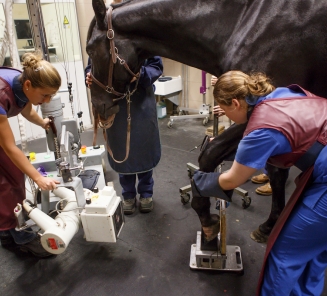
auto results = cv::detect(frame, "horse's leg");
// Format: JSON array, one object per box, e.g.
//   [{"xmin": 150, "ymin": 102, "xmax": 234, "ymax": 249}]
[
  {"xmin": 251, "ymin": 163, "xmax": 288, "ymax": 243},
  {"xmin": 192, "ymin": 123, "xmax": 247, "ymax": 242},
  {"xmin": 191, "ymin": 195, "xmax": 220, "ymax": 241}
]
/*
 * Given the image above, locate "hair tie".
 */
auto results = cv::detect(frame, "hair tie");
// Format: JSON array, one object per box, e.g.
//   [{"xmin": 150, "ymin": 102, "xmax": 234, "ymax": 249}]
[{"xmin": 34, "ymin": 66, "xmax": 44, "ymax": 72}]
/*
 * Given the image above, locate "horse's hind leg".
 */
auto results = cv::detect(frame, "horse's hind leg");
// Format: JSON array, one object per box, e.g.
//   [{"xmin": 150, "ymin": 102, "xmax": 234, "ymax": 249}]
[
  {"xmin": 251, "ymin": 164, "xmax": 288, "ymax": 243},
  {"xmin": 191, "ymin": 195, "xmax": 220, "ymax": 241}
]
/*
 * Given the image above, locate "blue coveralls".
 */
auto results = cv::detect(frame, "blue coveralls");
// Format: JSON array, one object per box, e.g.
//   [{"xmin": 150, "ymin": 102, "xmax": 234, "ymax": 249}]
[{"xmin": 236, "ymin": 88, "xmax": 327, "ymax": 295}]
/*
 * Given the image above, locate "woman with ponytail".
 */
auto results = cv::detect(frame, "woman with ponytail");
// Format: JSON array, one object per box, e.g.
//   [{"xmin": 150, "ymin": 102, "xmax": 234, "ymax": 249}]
[
  {"xmin": 0, "ymin": 51, "xmax": 61, "ymax": 257},
  {"xmin": 192, "ymin": 70, "xmax": 327, "ymax": 295}
]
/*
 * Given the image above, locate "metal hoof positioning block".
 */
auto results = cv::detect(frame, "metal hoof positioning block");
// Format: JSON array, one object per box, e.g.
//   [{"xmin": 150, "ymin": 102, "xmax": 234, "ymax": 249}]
[{"xmin": 189, "ymin": 231, "xmax": 243, "ymax": 272}]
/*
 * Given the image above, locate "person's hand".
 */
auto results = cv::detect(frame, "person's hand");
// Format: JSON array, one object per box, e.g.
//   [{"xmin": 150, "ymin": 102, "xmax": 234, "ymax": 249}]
[
  {"xmin": 34, "ymin": 176, "xmax": 60, "ymax": 191},
  {"xmin": 86, "ymin": 72, "xmax": 93, "ymax": 88},
  {"xmin": 211, "ymin": 75, "xmax": 218, "ymax": 86},
  {"xmin": 41, "ymin": 117, "xmax": 51, "ymax": 130},
  {"xmin": 213, "ymin": 105, "xmax": 225, "ymax": 117}
]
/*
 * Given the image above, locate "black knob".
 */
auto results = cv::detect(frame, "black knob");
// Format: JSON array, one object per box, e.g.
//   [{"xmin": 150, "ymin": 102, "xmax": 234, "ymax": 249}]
[
  {"xmin": 93, "ymin": 187, "xmax": 99, "ymax": 193},
  {"xmin": 86, "ymin": 198, "xmax": 91, "ymax": 204}
]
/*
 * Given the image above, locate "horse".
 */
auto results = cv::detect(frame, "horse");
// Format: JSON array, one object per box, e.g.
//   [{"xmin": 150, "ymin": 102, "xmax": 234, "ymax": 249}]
[{"xmin": 87, "ymin": 0, "xmax": 327, "ymax": 243}]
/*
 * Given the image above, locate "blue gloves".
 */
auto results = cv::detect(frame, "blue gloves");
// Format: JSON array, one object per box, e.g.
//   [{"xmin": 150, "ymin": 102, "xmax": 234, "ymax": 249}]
[{"xmin": 192, "ymin": 170, "xmax": 233, "ymax": 201}]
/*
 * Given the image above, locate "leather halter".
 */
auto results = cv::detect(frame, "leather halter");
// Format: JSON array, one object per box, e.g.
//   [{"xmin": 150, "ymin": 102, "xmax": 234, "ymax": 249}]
[
  {"xmin": 90, "ymin": 6, "xmax": 140, "ymax": 163},
  {"xmin": 90, "ymin": 6, "xmax": 140, "ymax": 99}
]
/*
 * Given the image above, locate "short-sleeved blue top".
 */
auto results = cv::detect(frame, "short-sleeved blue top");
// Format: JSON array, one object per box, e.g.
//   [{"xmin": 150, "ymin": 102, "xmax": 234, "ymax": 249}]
[{"xmin": 0, "ymin": 68, "xmax": 29, "ymax": 115}]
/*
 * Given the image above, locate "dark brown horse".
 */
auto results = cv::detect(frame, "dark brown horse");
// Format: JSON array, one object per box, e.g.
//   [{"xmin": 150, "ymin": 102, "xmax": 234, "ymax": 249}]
[{"xmin": 87, "ymin": 0, "xmax": 327, "ymax": 242}]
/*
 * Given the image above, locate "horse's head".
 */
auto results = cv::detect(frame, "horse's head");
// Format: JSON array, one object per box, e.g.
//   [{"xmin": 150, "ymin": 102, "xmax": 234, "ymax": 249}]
[{"xmin": 87, "ymin": 0, "xmax": 140, "ymax": 127}]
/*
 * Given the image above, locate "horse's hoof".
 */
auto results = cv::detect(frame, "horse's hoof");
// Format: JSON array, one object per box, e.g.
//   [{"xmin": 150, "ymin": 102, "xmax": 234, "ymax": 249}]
[
  {"xmin": 250, "ymin": 228, "xmax": 269, "ymax": 243},
  {"xmin": 202, "ymin": 214, "xmax": 220, "ymax": 241}
]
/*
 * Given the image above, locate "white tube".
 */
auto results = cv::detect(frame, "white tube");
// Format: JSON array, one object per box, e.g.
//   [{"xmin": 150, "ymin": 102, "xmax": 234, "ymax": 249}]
[
  {"xmin": 22, "ymin": 187, "xmax": 82, "ymax": 254},
  {"xmin": 40, "ymin": 187, "xmax": 81, "ymax": 254},
  {"xmin": 23, "ymin": 200, "xmax": 58, "ymax": 230}
]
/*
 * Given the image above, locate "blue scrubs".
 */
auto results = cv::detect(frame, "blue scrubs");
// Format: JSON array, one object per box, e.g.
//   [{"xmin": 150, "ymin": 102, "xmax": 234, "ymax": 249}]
[{"xmin": 236, "ymin": 88, "xmax": 327, "ymax": 295}]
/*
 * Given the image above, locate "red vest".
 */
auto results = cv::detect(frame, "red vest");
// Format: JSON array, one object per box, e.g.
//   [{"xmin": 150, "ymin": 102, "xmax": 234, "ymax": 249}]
[{"xmin": 244, "ymin": 85, "xmax": 327, "ymax": 169}]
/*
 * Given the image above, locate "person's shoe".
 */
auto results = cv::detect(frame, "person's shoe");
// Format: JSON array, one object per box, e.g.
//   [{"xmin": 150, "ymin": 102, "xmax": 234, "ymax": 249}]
[
  {"xmin": 251, "ymin": 173, "xmax": 269, "ymax": 184},
  {"xmin": 255, "ymin": 182, "xmax": 272, "ymax": 196},
  {"xmin": 123, "ymin": 197, "xmax": 136, "ymax": 215},
  {"xmin": 0, "ymin": 232, "xmax": 17, "ymax": 248},
  {"xmin": 19, "ymin": 235, "xmax": 54, "ymax": 258},
  {"xmin": 139, "ymin": 197, "xmax": 154, "ymax": 213}
]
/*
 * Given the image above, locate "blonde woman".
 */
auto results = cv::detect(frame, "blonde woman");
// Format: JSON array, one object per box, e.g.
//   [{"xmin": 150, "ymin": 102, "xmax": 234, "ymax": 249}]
[{"xmin": 0, "ymin": 52, "xmax": 61, "ymax": 257}]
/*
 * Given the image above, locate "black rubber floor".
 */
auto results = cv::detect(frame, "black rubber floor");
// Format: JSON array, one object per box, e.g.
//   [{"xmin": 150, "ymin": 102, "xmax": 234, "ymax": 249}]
[{"xmin": 1, "ymin": 117, "xmax": 326, "ymax": 296}]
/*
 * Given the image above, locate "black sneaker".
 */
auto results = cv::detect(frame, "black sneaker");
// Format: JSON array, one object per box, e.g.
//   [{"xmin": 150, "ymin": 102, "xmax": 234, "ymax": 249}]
[
  {"xmin": 123, "ymin": 198, "xmax": 136, "ymax": 215},
  {"xmin": 139, "ymin": 197, "xmax": 154, "ymax": 213},
  {"xmin": 19, "ymin": 235, "xmax": 54, "ymax": 258},
  {"xmin": 0, "ymin": 232, "xmax": 17, "ymax": 248}
]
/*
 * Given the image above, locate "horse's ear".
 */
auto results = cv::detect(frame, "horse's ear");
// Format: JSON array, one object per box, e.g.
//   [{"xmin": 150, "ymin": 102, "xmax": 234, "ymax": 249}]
[{"xmin": 92, "ymin": 0, "xmax": 106, "ymax": 30}]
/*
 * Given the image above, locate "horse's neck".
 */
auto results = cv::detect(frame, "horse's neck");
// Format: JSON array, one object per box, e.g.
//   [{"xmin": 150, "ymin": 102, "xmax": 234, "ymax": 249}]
[{"xmin": 113, "ymin": 0, "xmax": 250, "ymax": 74}]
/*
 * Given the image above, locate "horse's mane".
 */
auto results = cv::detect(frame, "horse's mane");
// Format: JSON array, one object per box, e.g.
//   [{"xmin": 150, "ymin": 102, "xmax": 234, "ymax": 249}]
[{"xmin": 112, "ymin": 0, "xmax": 132, "ymax": 8}]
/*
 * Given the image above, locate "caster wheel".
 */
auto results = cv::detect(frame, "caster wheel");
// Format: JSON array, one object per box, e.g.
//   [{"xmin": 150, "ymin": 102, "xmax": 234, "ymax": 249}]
[
  {"xmin": 167, "ymin": 121, "xmax": 173, "ymax": 128},
  {"xmin": 242, "ymin": 196, "xmax": 252, "ymax": 209},
  {"xmin": 181, "ymin": 193, "xmax": 190, "ymax": 205}
]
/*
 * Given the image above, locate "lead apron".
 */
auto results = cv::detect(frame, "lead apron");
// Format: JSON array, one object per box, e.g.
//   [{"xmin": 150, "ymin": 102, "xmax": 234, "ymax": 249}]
[
  {"xmin": 251, "ymin": 86, "xmax": 327, "ymax": 295},
  {"xmin": 0, "ymin": 146, "xmax": 25, "ymax": 230}
]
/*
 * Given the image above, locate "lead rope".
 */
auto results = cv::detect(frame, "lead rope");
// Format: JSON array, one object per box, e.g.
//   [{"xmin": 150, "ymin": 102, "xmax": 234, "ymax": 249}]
[
  {"xmin": 90, "ymin": 6, "xmax": 141, "ymax": 163},
  {"xmin": 104, "ymin": 92, "xmax": 131, "ymax": 163},
  {"xmin": 92, "ymin": 92, "xmax": 132, "ymax": 163}
]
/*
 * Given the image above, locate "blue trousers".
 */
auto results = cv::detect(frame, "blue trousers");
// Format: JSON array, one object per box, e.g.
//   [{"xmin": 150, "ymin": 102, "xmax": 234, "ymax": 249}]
[
  {"xmin": 0, "ymin": 228, "xmax": 36, "ymax": 244},
  {"xmin": 119, "ymin": 171, "xmax": 154, "ymax": 200},
  {"xmin": 261, "ymin": 195, "xmax": 327, "ymax": 295}
]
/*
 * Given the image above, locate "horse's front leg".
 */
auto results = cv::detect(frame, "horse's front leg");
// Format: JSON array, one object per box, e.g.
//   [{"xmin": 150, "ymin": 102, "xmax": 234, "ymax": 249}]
[
  {"xmin": 191, "ymin": 195, "xmax": 220, "ymax": 241},
  {"xmin": 251, "ymin": 164, "xmax": 288, "ymax": 243}
]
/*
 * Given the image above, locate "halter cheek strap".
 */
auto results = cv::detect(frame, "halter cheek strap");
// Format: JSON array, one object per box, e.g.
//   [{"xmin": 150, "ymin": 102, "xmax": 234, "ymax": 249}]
[
  {"xmin": 90, "ymin": 6, "xmax": 139, "ymax": 163},
  {"xmin": 90, "ymin": 6, "xmax": 140, "ymax": 98}
]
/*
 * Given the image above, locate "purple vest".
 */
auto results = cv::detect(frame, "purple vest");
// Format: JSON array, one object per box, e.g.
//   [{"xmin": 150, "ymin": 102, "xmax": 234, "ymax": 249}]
[{"xmin": 244, "ymin": 85, "xmax": 327, "ymax": 168}]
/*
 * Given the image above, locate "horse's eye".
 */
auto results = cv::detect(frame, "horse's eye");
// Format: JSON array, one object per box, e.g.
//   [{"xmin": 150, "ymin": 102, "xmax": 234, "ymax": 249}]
[
  {"xmin": 86, "ymin": 46, "xmax": 94, "ymax": 57},
  {"xmin": 87, "ymin": 51, "xmax": 93, "ymax": 58}
]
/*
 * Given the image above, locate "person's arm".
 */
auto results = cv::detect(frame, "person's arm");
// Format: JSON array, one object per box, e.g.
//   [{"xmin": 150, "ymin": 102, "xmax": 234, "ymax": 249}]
[
  {"xmin": 192, "ymin": 161, "xmax": 256, "ymax": 202},
  {"xmin": 137, "ymin": 56, "xmax": 163, "ymax": 88},
  {"xmin": 219, "ymin": 160, "xmax": 257, "ymax": 190},
  {"xmin": 0, "ymin": 115, "xmax": 59, "ymax": 190},
  {"xmin": 21, "ymin": 102, "xmax": 50, "ymax": 129},
  {"xmin": 85, "ymin": 57, "xmax": 92, "ymax": 88}
]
